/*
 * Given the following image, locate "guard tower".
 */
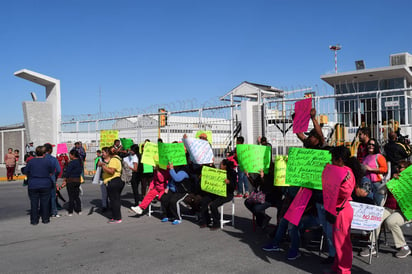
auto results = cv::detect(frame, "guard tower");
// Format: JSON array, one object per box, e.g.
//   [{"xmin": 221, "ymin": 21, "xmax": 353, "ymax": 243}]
[{"xmin": 14, "ymin": 69, "xmax": 61, "ymax": 147}]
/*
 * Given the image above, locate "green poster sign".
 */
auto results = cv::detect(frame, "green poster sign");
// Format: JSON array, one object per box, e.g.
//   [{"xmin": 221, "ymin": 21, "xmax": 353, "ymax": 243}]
[
  {"xmin": 201, "ymin": 165, "xmax": 227, "ymax": 197},
  {"xmin": 141, "ymin": 142, "xmax": 159, "ymax": 166},
  {"xmin": 285, "ymin": 147, "xmax": 331, "ymax": 190},
  {"xmin": 158, "ymin": 142, "xmax": 187, "ymax": 167},
  {"xmin": 274, "ymin": 155, "xmax": 289, "ymax": 186},
  {"xmin": 120, "ymin": 138, "xmax": 134, "ymax": 150},
  {"xmin": 236, "ymin": 144, "xmax": 271, "ymax": 174},
  {"xmin": 386, "ymin": 165, "xmax": 412, "ymax": 221},
  {"xmin": 143, "ymin": 163, "xmax": 154, "ymax": 174}
]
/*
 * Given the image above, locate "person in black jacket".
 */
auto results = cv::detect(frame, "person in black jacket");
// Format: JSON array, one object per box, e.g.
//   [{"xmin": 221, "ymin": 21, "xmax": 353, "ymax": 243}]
[
  {"xmin": 61, "ymin": 150, "xmax": 83, "ymax": 216},
  {"xmin": 199, "ymin": 159, "xmax": 236, "ymax": 230}
]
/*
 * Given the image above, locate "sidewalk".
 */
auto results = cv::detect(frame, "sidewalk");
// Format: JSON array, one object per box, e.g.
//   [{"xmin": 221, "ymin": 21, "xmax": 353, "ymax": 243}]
[{"xmin": 0, "ymin": 166, "xmax": 25, "ymax": 181}]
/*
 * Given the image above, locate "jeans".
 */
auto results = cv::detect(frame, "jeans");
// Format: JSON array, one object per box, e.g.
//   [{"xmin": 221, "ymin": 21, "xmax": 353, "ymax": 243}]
[
  {"xmin": 237, "ymin": 170, "xmax": 249, "ymax": 194},
  {"xmin": 28, "ymin": 188, "xmax": 51, "ymax": 224},
  {"xmin": 316, "ymin": 203, "xmax": 336, "ymax": 257},
  {"xmin": 244, "ymin": 199, "xmax": 271, "ymax": 226},
  {"xmin": 50, "ymin": 185, "xmax": 57, "ymax": 216},
  {"xmin": 107, "ymin": 177, "xmax": 125, "ymax": 220}
]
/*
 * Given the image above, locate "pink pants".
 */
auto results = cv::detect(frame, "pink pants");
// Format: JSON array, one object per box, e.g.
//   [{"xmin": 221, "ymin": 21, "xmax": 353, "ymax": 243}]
[
  {"xmin": 332, "ymin": 204, "xmax": 353, "ymax": 274},
  {"xmin": 139, "ymin": 188, "xmax": 165, "ymax": 210}
]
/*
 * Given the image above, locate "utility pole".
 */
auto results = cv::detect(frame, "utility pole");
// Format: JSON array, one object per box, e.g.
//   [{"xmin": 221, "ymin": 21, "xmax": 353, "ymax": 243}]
[{"xmin": 329, "ymin": 44, "xmax": 342, "ymax": 73}]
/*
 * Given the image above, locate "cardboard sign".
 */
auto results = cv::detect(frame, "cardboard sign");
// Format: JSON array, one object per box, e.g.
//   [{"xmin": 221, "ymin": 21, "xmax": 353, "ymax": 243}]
[
  {"xmin": 158, "ymin": 142, "xmax": 187, "ymax": 167},
  {"xmin": 274, "ymin": 155, "xmax": 288, "ymax": 186},
  {"xmin": 386, "ymin": 165, "xmax": 412, "ymax": 220},
  {"xmin": 285, "ymin": 147, "xmax": 331, "ymax": 190},
  {"xmin": 56, "ymin": 143, "xmax": 68, "ymax": 155},
  {"xmin": 322, "ymin": 164, "xmax": 348, "ymax": 215},
  {"xmin": 120, "ymin": 138, "xmax": 134, "ymax": 150},
  {"xmin": 141, "ymin": 142, "xmax": 159, "ymax": 166},
  {"xmin": 100, "ymin": 130, "xmax": 119, "ymax": 149},
  {"xmin": 201, "ymin": 165, "xmax": 227, "ymax": 197},
  {"xmin": 236, "ymin": 144, "xmax": 271, "ymax": 174},
  {"xmin": 284, "ymin": 187, "xmax": 313, "ymax": 226},
  {"xmin": 182, "ymin": 138, "xmax": 214, "ymax": 165},
  {"xmin": 293, "ymin": 98, "xmax": 312, "ymax": 134},
  {"xmin": 350, "ymin": 201, "xmax": 385, "ymax": 231}
]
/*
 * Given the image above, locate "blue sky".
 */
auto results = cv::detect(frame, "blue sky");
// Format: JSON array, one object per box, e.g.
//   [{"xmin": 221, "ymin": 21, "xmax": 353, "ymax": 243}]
[{"xmin": 1, "ymin": 0, "xmax": 411, "ymax": 126}]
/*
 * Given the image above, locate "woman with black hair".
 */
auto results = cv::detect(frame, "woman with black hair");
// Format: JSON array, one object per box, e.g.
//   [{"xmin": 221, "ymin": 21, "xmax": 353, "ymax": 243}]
[
  {"xmin": 62, "ymin": 149, "xmax": 83, "ymax": 216},
  {"xmin": 198, "ymin": 159, "xmax": 236, "ymax": 230},
  {"xmin": 324, "ymin": 146, "xmax": 362, "ymax": 274},
  {"xmin": 357, "ymin": 138, "xmax": 388, "ymax": 206}
]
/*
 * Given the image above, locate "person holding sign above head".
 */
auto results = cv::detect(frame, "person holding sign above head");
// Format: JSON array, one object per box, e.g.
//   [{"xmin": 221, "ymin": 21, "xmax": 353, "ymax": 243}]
[
  {"xmin": 360, "ymin": 160, "xmax": 411, "ymax": 259},
  {"xmin": 198, "ymin": 159, "xmax": 236, "ymax": 230},
  {"xmin": 295, "ymin": 107, "xmax": 336, "ymax": 264},
  {"xmin": 323, "ymin": 146, "xmax": 362, "ymax": 274}
]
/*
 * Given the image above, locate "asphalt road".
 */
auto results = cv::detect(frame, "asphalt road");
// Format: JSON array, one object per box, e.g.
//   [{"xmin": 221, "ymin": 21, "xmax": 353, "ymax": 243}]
[{"xmin": 0, "ymin": 179, "xmax": 411, "ymax": 274}]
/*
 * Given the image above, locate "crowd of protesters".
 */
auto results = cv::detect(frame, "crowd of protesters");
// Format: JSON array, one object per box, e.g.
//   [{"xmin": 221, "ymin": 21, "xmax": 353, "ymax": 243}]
[{"xmin": 16, "ymin": 108, "xmax": 412, "ymax": 273}]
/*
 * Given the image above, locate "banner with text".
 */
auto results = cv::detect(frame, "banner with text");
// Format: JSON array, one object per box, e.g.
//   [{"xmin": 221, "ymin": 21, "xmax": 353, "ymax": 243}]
[
  {"xmin": 274, "ymin": 155, "xmax": 288, "ymax": 186},
  {"xmin": 158, "ymin": 142, "xmax": 187, "ymax": 167},
  {"xmin": 141, "ymin": 142, "xmax": 159, "ymax": 167},
  {"xmin": 236, "ymin": 144, "xmax": 271, "ymax": 174},
  {"xmin": 201, "ymin": 165, "xmax": 227, "ymax": 197},
  {"xmin": 350, "ymin": 201, "xmax": 385, "ymax": 231},
  {"xmin": 285, "ymin": 147, "xmax": 331, "ymax": 190},
  {"xmin": 182, "ymin": 138, "xmax": 214, "ymax": 165},
  {"xmin": 386, "ymin": 165, "xmax": 412, "ymax": 220},
  {"xmin": 56, "ymin": 143, "xmax": 68, "ymax": 155},
  {"xmin": 100, "ymin": 130, "xmax": 119, "ymax": 149}
]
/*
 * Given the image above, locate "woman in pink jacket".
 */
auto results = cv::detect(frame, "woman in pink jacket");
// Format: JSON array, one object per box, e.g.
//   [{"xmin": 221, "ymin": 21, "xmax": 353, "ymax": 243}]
[
  {"xmin": 131, "ymin": 167, "xmax": 170, "ymax": 215},
  {"xmin": 326, "ymin": 146, "xmax": 362, "ymax": 274}
]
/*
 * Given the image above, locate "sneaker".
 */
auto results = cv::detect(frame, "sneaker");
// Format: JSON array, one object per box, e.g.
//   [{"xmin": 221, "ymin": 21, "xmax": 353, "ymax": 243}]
[
  {"xmin": 395, "ymin": 246, "xmax": 411, "ymax": 258},
  {"xmin": 67, "ymin": 213, "xmax": 73, "ymax": 217},
  {"xmin": 287, "ymin": 249, "xmax": 301, "ymax": 260},
  {"xmin": 108, "ymin": 219, "xmax": 122, "ymax": 224},
  {"xmin": 262, "ymin": 243, "xmax": 282, "ymax": 252},
  {"xmin": 131, "ymin": 206, "xmax": 143, "ymax": 215},
  {"xmin": 172, "ymin": 220, "xmax": 181, "ymax": 225},
  {"xmin": 235, "ymin": 194, "xmax": 243, "ymax": 198},
  {"xmin": 77, "ymin": 211, "xmax": 82, "ymax": 215},
  {"xmin": 243, "ymin": 192, "xmax": 249, "ymax": 198},
  {"xmin": 359, "ymin": 247, "xmax": 376, "ymax": 257},
  {"xmin": 161, "ymin": 217, "xmax": 169, "ymax": 222},
  {"xmin": 51, "ymin": 214, "xmax": 61, "ymax": 218}
]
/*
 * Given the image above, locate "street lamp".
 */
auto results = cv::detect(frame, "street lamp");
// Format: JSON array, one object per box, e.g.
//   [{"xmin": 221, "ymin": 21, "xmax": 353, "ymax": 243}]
[{"xmin": 329, "ymin": 44, "xmax": 342, "ymax": 73}]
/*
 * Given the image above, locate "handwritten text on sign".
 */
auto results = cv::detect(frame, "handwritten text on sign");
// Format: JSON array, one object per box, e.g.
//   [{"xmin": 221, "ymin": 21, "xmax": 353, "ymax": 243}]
[
  {"xmin": 274, "ymin": 155, "xmax": 289, "ymax": 186},
  {"xmin": 141, "ymin": 142, "xmax": 159, "ymax": 166},
  {"xmin": 350, "ymin": 201, "xmax": 384, "ymax": 231},
  {"xmin": 285, "ymin": 147, "xmax": 331, "ymax": 190},
  {"xmin": 158, "ymin": 142, "xmax": 187, "ymax": 167},
  {"xmin": 183, "ymin": 138, "xmax": 214, "ymax": 165},
  {"xmin": 236, "ymin": 144, "xmax": 271, "ymax": 174},
  {"xmin": 386, "ymin": 165, "xmax": 412, "ymax": 221},
  {"xmin": 100, "ymin": 130, "xmax": 119, "ymax": 149},
  {"xmin": 201, "ymin": 165, "xmax": 227, "ymax": 197}
]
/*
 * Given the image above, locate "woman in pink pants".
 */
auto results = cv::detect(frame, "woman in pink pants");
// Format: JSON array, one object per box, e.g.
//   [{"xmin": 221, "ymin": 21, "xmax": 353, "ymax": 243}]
[
  {"xmin": 131, "ymin": 167, "xmax": 169, "ymax": 215},
  {"xmin": 327, "ymin": 146, "xmax": 362, "ymax": 274}
]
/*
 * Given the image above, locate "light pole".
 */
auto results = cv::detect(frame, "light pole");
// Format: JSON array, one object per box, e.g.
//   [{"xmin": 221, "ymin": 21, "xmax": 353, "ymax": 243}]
[{"xmin": 329, "ymin": 44, "xmax": 342, "ymax": 73}]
